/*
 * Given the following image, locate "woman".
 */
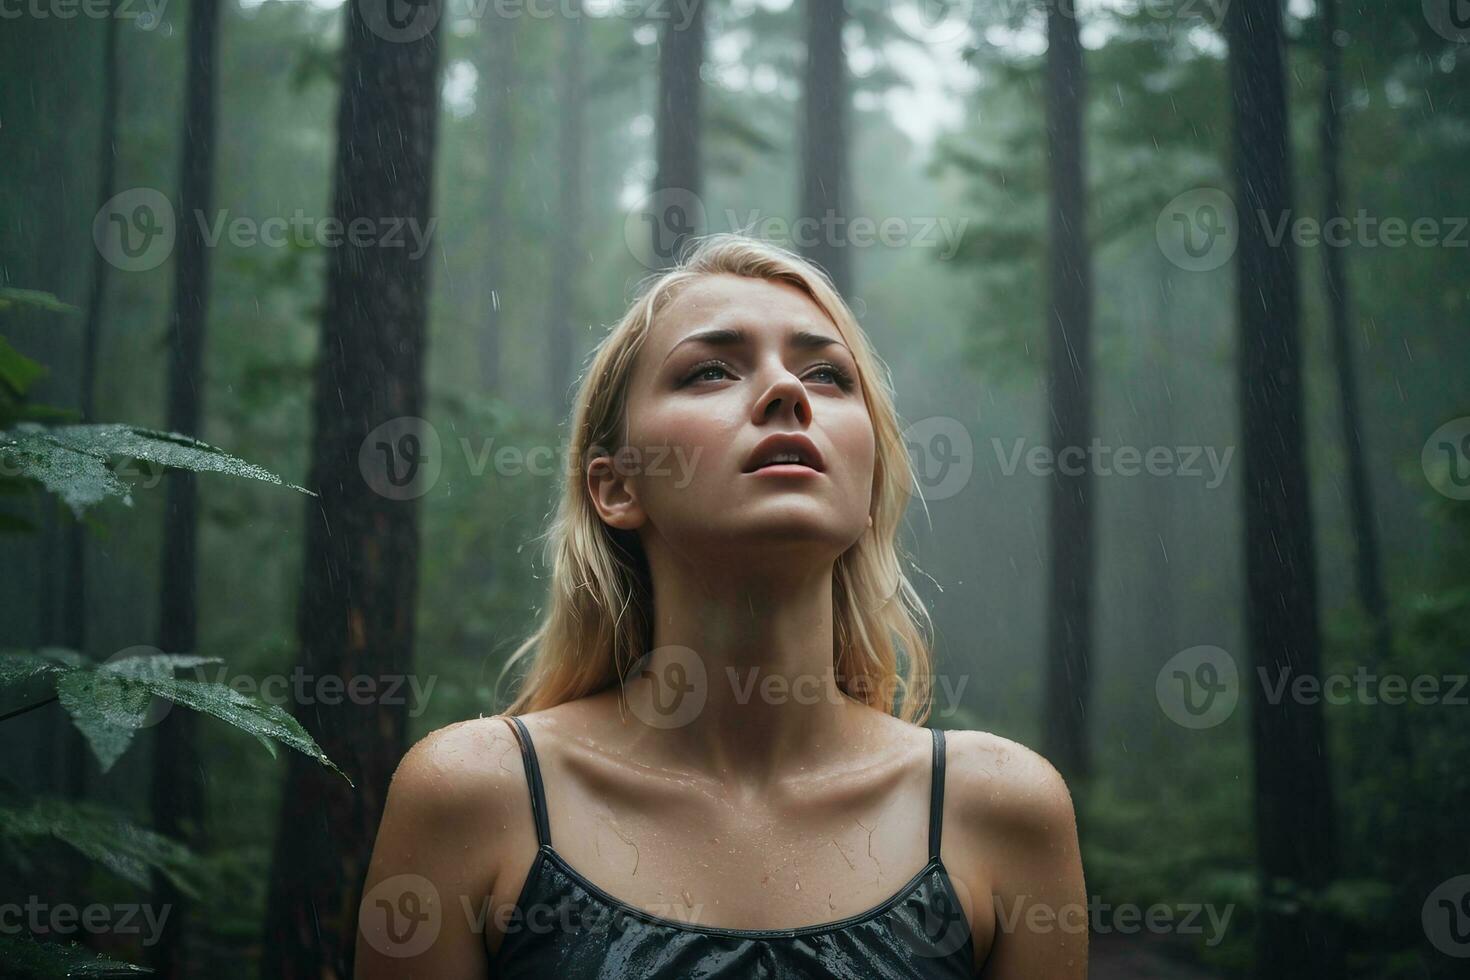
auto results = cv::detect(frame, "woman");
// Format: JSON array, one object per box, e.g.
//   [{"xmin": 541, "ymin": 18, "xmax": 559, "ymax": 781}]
[{"xmin": 356, "ymin": 234, "xmax": 1088, "ymax": 978}]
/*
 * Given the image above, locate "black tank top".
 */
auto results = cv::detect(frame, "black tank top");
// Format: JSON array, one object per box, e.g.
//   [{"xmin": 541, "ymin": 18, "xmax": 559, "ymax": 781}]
[{"xmin": 492, "ymin": 716, "xmax": 976, "ymax": 979}]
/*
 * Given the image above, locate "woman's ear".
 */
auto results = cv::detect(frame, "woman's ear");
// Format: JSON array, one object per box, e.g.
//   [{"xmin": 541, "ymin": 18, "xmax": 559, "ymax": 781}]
[{"xmin": 586, "ymin": 453, "xmax": 646, "ymax": 531}]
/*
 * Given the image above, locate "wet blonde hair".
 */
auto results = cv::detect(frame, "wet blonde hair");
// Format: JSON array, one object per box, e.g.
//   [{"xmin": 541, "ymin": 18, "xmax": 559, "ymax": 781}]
[{"xmin": 497, "ymin": 232, "xmax": 935, "ymax": 723}]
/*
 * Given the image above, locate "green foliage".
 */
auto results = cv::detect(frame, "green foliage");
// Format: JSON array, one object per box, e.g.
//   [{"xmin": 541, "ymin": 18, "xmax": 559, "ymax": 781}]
[
  {"xmin": 0, "ymin": 287, "xmax": 81, "ymax": 317},
  {"xmin": 0, "ymin": 336, "xmax": 49, "ymax": 398},
  {"xmin": 0, "ymin": 650, "xmax": 350, "ymax": 783},
  {"xmin": 0, "ymin": 423, "xmax": 315, "ymax": 517},
  {"xmin": 0, "ymin": 796, "xmax": 201, "ymax": 899},
  {"xmin": 0, "ymin": 934, "xmax": 150, "ymax": 978}
]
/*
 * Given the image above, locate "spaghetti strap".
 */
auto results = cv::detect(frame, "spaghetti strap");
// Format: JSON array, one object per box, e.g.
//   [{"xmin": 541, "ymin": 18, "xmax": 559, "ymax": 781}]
[
  {"xmin": 928, "ymin": 727, "xmax": 946, "ymax": 863},
  {"xmin": 504, "ymin": 715, "xmax": 552, "ymax": 849}
]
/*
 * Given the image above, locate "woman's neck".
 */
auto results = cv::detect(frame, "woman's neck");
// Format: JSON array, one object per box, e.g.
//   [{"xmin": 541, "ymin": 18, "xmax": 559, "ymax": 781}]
[{"xmin": 618, "ymin": 551, "xmax": 863, "ymax": 790}]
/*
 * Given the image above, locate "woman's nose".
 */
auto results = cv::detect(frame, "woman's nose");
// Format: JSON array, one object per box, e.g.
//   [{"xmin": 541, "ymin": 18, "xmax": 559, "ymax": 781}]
[{"xmin": 753, "ymin": 371, "xmax": 812, "ymax": 426}]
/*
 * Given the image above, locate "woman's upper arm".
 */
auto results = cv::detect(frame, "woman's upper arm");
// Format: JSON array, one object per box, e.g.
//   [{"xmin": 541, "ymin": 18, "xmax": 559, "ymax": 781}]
[
  {"xmin": 965, "ymin": 737, "xmax": 1089, "ymax": 980},
  {"xmin": 355, "ymin": 719, "xmax": 516, "ymax": 979}
]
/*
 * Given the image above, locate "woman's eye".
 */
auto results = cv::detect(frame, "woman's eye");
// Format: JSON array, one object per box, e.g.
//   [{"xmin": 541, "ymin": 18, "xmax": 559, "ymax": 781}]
[
  {"xmin": 683, "ymin": 360, "xmax": 853, "ymax": 388},
  {"xmin": 808, "ymin": 364, "xmax": 855, "ymax": 389},
  {"xmin": 687, "ymin": 362, "xmax": 732, "ymax": 383}
]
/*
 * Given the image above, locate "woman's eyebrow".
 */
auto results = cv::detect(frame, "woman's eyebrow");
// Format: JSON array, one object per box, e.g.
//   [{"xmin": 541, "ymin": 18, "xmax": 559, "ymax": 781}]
[{"xmin": 661, "ymin": 326, "xmax": 851, "ymax": 365}]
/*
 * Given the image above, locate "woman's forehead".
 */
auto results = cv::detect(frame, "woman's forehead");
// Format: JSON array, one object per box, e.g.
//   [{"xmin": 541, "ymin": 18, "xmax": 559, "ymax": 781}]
[{"xmin": 649, "ymin": 274, "xmax": 844, "ymax": 355}]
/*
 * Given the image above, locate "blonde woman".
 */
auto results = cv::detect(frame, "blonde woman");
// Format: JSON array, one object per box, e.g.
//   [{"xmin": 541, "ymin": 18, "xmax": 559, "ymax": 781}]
[{"xmin": 357, "ymin": 233, "xmax": 1087, "ymax": 979}]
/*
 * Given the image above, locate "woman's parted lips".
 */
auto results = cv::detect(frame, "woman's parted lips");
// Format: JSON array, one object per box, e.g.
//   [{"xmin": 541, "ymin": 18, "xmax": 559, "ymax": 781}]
[{"xmin": 742, "ymin": 432, "xmax": 826, "ymax": 473}]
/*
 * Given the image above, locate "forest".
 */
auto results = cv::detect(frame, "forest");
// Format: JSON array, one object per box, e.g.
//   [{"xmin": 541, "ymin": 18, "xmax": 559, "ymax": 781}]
[{"xmin": 1, "ymin": 0, "xmax": 1467, "ymax": 977}]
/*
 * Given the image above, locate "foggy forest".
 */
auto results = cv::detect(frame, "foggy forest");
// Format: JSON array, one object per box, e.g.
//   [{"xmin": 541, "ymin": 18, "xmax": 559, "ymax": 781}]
[{"xmin": 1, "ymin": 0, "xmax": 1468, "ymax": 977}]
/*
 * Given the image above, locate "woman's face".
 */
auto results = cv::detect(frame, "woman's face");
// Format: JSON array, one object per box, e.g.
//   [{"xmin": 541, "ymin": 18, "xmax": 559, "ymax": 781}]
[{"xmin": 593, "ymin": 273, "xmax": 877, "ymax": 566}]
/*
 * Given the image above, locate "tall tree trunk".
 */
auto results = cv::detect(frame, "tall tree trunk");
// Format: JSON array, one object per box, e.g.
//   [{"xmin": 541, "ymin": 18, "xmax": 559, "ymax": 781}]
[
  {"xmin": 479, "ymin": 12, "xmax": 518, "ymax": 395},
  {"xmin": 1225, "ymin": 0, "xmax": 1341, "ymax": 974},
  {"xmin": 1319, "ymin": 0, "xmax": 1393, "ymax": 680},
  {"xmin": 546, "ymin": 2, "xmax": 583, "ymax": 420},
  {"xmin": 151, "ymin": 0, "xmax": 222, "ymax": 974},
  {"xmin": 1040, "ymin": 0, "xmax": 1095, "ymax": 786},
  {"xmin": 260, "ymin": 2, "xmax": 443, "ymax": 974},
  {"xmin": 799, "ymin": 0, "xmax": 851, "ymax": 297},
  {"xmin": 652, "ymin": 0, "xmax": 705, "ymax": 267}
]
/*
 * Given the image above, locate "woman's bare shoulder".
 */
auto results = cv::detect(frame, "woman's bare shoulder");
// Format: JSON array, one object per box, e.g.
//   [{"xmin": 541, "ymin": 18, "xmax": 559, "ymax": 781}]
[
  {"xmin": 940, "ymin": 727, "xmax": 1077, "ymax": 835},
  {"xmin": 385, "ymin": 715, "xmax": 531, "ymax": 831}
]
